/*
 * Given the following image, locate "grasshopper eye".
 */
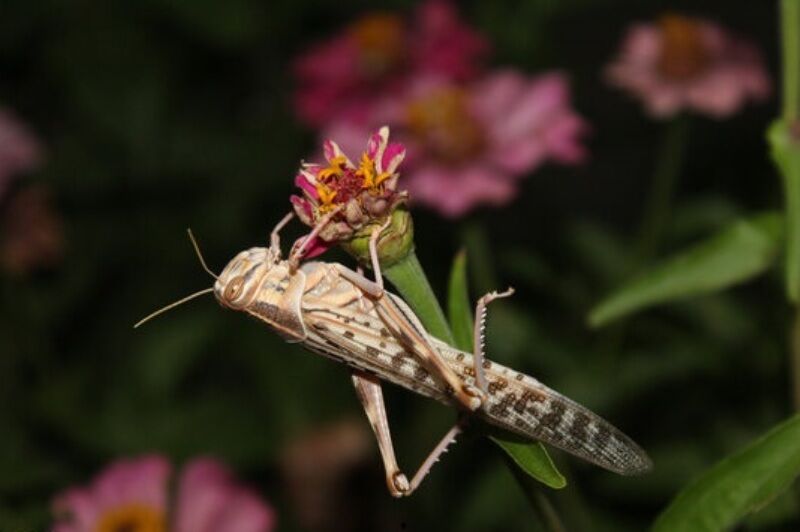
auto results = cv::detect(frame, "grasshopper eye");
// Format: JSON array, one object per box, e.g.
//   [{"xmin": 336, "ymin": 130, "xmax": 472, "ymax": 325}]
[{"xmin": 224, "ymin": 275, "xmax": 245, "ymax": 301}]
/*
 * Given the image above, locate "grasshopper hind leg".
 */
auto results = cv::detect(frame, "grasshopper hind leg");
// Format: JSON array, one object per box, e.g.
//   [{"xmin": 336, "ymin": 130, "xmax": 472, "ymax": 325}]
[
  {"xmin": 472, "ymin": 288, "xmax": 515, "ymax": 394},
  {"xmin": 351, "ymin": 371, "xmax": 463, "ymax": 497}
]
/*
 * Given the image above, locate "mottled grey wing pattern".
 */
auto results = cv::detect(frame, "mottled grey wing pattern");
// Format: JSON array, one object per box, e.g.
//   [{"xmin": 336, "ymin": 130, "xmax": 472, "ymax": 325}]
[{"xmin": 301, "ymin": 290, "xmax": 651, "ymax": 476}]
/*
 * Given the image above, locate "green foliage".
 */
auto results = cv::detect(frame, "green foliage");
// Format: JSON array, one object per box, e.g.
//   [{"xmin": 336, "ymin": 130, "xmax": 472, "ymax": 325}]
[
  {"xmin": 445, "ymin": 252, "xmax": 566, "ymax": 490},
  {"xmin": 652, "ymin": 414, "xmax": 800, "ymax": 532},
  {"xmin": 489, "ymin": 433, "xmax": 567, "ymax": 490},
  {"xmin": 768, "ymin": 121, "xmax": 800, "ymax": 302},
  {"xmin": 383, "ymin": 250, "xmax": 454, "ymax": 344},
  {"xmin": 447, "ymin": 250, "xmax": 474, "ymax": 351},
  {"xmin": 590, "ymin": 212, "xmax": 784, "ymax": 327}
]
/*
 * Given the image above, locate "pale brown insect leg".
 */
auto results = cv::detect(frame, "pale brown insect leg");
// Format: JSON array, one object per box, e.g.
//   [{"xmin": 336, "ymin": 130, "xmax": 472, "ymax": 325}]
[
  {"xmin": 350, "ymin": 371, "xmax": 409, "ymax": 497},
  {"xmin": 336, "ymin": 262, "xmax": 485, "ymax": 411},
  {"xmin": 368, "ymin": 217, "xmax": 393, "ymax": 291},
  {"xmin": 472, "ymin": 288, "xmax": 515, "ymax": 393},
  {"xmin": 269, "ymin": 211, "xmax": 295, "ymax": 252},
  {"xmin": 336, "ymin": 264, "xmax": 384, "ymax": 298},
  {"xmin": 351, "ymin": 371, "xmax": 463, "ymax": 497},
  {"xmin": 375, "ymin": 295, "xmax": 485, "ymax": 411},
  {"xmin": 289, "ymin": 204, "xmax": 344, "ymax": 268}
]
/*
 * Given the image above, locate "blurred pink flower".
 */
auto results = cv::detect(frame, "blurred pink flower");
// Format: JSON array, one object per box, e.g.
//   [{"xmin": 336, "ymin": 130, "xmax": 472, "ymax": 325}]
[
  {"xmin": 0, "ymin": 108, "xmax": 43, "ymax": 201},
  {"xmin": 52, "ymin": 455, "xmax": 170, "ymax": 532},
  {"xmin": 292, "ymin": 0, "xmax": 487, "ymax": 127},
  {"xmin": 327, "ymin": 70, "xmax": 589, "ymax": 217},
  {"xmin": 605, "ymin": 14, "xmax": 770, "ymax": 119},
  {"xmin": 52, "ymin": 455, "xmax": 275, "ymax": 532},
  {"xmin": 173, "ymin": 459, "xmax": 275, "ymax": 532},
  {"xmin": 291, "ymin": 126, "xmax": 407, "ymax": 256}
]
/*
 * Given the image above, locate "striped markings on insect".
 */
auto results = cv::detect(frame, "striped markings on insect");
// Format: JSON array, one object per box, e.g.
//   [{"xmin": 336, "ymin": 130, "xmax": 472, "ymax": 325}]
[{"xmin": 136, "ymin": 214, "xmax": 652, "ymax": 497}]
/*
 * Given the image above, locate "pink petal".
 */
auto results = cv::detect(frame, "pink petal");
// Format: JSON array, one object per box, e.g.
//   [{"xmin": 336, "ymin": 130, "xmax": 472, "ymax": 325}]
[
  {"xmin": 366, "ymin": 129, "xmax": 386, "ymax": 160},
  {"xmin": 381, "ymin": 142, "xmax": 406, "ymax": 174},
  {"xmin": 412, "ymin": 0, "xmax": 488, "ymax": 81},
  {"xmin": 292, "ymin": 36, "xmax": 363, "ymax": 127},
  {"xmin": 470, "ymin": 70, "xmax": 526, "ymax": 122},
  {"xmin": 0, "ymin": 109, "xmax": 43, "ymax": 201},
  {"xmin": 294, "ymin": 172, "xmax": 318, "ymax": 198},
  {"xmin": 302, "ymin": 237, "xmax": 332, "ymax": 259},
  {"xmin": 51, "ymin": 455, "xmax": 171, "ymax": 532},
  {"xmin": 474, "ymin": 71, "xmax": 588, "ymax": 174},
  {"xmin": 322, "ymin": 139, "xmax": 342, "ymax": 162},
  {"xmin": 174, "ymin": 458, "xmax": 275, "ymax": 532},
  {"xmin": 405, "ymin": 164, "xmax": 516, "ymax": 218},
  {"xmin": 93, "ymin": 455, "xmax": 170, "ymax": 511}
]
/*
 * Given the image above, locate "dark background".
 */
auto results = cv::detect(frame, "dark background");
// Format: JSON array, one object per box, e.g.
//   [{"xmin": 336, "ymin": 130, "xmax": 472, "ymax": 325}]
[{"xmin": 0, "ymin": 0, "xmax": 791, "ymax": 530}]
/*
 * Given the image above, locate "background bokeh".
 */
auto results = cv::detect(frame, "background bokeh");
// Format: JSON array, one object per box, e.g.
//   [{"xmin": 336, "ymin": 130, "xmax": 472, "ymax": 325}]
[{"xmin": 0, "ymin": 0, "xmax": 791, "ymax": 530}]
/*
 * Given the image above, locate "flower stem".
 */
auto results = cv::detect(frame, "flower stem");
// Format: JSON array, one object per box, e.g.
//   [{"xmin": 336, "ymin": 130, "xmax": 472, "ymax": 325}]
[
  {"xmin": 792, "ymin": 307, "xmax": 800, "ymax": 411},
  {"xmin": 384, "ymin": 249, "xmax": 455, "ymax": 344},
  {"xmin": 781, "ymin": 0, "xmax": 800, "ymax": 124},
  {"xmin": 635, "ymin": 114, "xmax": 689, "ymax": 263}
]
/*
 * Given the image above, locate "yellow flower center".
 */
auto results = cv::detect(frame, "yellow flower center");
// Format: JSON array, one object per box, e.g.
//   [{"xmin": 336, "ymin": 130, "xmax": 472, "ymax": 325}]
[
  {"xmin": 357, "ymin": 153, "xmax": 391, "ymax": 192},
  {"xmin": 318, "ymin": 155, "xmax": 348, "ymax": 181},
  {"xmin": 95, "ymin": 504, "xmax": 165, "ymax": 532},
  {"xmin": 657, "ymin": 14, "xmax": 709, "ymax": 80},
  {"xmin": 315, "ymin": 183, "xmax": 339, "ymax": 213},
  {"xmin": 349, "ymin": 13, "xmax": 406, "ymax": 78},
  {"xmin": 406, "ymin": 88, "xmax": 484, "ymax": 163}
]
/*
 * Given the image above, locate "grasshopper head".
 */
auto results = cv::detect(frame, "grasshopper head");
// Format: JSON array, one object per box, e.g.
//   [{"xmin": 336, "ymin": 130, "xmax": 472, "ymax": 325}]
[
  {"xmin": 214, "ymin": 247, "xmax": 274, "ymax": 310},
  {"xmin": 215, "ymin": 246, "xmax": 307, "ymax": 340}
]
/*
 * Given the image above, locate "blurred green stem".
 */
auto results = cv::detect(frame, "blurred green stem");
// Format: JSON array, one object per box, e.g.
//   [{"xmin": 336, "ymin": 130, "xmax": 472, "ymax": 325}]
[
  {"xmin": 460, "ymin": 222, "xmax": 500, "ymax": 294},
  {"xmin": 779, "ymin": 0, "xmax": 800, "ymax": 412},
  {"xmin": 384, "ymin": 251, "xmax": 455, "ymax": 346},
  {"xmin": 636, "ymin": 114, "xmax": 689, "ymax": 263},
  {"xmin": 603, "ymin": 115, "xmax": 688, "ymax": 368},
  {"xmin": 507, "ymin": 456, "xmax": 569, "ymax": 532},
  {"xmin": 792, "ymin": 308, "xmax": 800, "ymax": 411},
  {"xmin": 781, "ymin": 0, "xmax": 800, "ymax": 123}
]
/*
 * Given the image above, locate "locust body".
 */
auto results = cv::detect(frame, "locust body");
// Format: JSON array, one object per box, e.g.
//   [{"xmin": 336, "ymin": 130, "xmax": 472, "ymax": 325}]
[
  {"xmin": 137, "ymin": 215, "xmax": 651, "ymax": 497},
  {"xmin": 210, "ymin": 245, "xmax": 651, "ymax": 495}
]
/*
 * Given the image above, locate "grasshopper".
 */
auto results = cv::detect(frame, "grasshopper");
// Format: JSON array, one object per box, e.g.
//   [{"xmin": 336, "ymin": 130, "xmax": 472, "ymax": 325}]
[{"xmin": 136, "ymin": 213, "xmax": 652, "ymax": 497}]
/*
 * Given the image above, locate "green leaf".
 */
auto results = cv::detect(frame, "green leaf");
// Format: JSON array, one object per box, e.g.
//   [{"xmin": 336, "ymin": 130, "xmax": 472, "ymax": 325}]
[
  {"xmin": 491, "ymin": 433, "xmax": 567, "ymax": 490},
  {"xmin": 589, "ymin": 212, "xmax": 783, "ymax": 327},
  {"xmin": 652, "ymin": 414, "xmax": 800, "ymax": 532},
  {"xmin": 446, "ymin": 251, "xmax": 565, "ymax": 490},
  {"xmin": 384, "ymin": 250, "xmax": 454, "ymax": 344},
  {"xmin": 448, "ymin": 250, "xmax": 474, "ymax": 351},
  {"xmin": 768, "ymin": 121, "xmax": 800, "ymax": 302}
]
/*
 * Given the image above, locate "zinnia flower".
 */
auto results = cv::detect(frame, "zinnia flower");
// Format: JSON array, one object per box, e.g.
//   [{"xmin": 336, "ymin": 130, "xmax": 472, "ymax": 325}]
[
  {"xmin": 291, "ymin": 126, "xmax": 408, "ymax": 258},
  {"xmin": 292, "ymin": 0, "xmax": 487, "ymax": 127},
  {"xmin": 326, "ymin": 70, "xmax": 589, "ymax": 217},
  {"xmin": 605, "ymin": 14, "xmax": 770, "ymax": 118},
  {"xmin": 52, "ymin": 455, "xmax": 275, "ymax": 532},
  {"xmin": 0, "ymin": 107, "xmax": 43, "ymax": 201}
]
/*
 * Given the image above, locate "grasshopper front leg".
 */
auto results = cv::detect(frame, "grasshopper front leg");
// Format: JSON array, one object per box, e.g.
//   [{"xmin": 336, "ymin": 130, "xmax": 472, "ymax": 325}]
[{"xmin": 351, "ymin": 371, "xmax": 463, "ymax": 497}]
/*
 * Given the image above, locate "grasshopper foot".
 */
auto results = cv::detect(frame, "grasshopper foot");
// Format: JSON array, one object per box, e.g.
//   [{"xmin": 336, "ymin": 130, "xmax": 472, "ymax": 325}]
[
  {"xmin": 462, "ymin": 384, "xmax": 486, "ymax": 411},
  {"xmin": 390, "ymin": 471, "xmax": 411, "ymax": 497}
]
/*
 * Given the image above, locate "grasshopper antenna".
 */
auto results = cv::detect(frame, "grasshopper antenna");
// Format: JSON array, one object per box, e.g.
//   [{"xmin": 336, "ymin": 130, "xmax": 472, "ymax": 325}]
[
  {"xmin": 134, "ymin": 288, "xmax": 215, "ymax": 329},
  {"xmin": 187, "ymin": 228, "xmax": 218, "ymax": 279}
]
